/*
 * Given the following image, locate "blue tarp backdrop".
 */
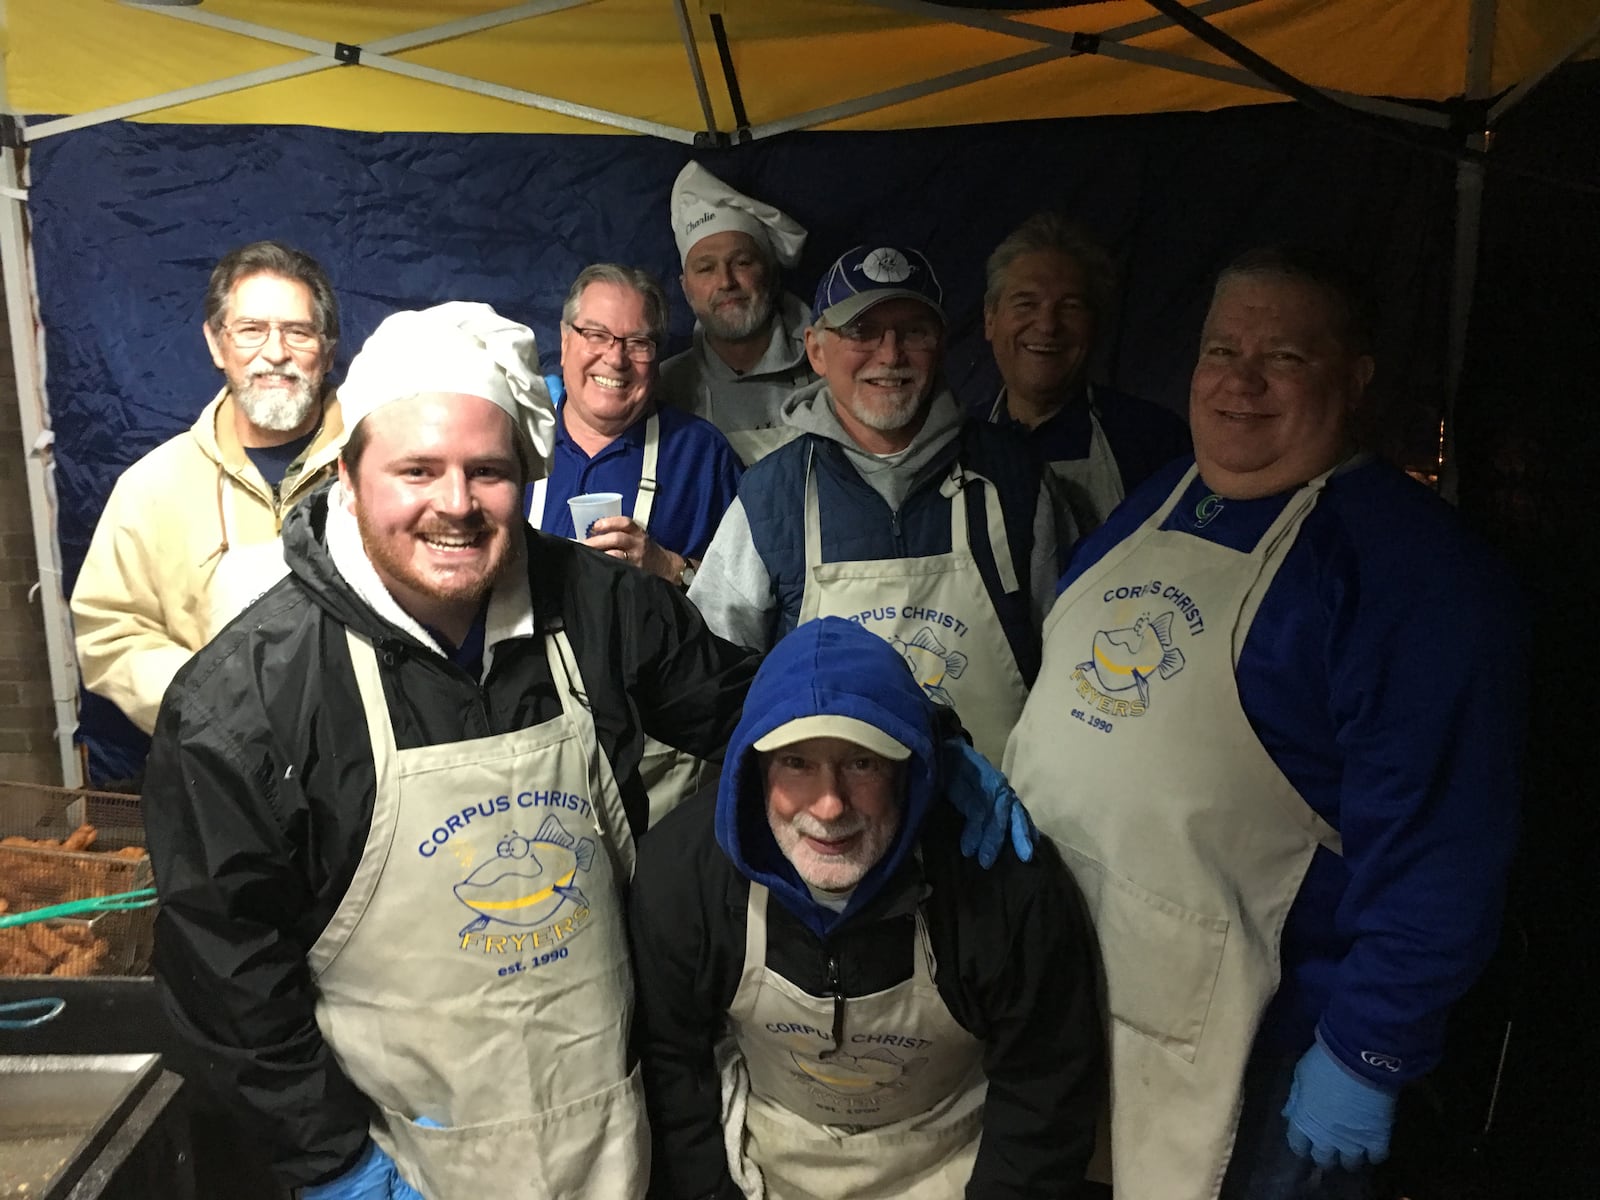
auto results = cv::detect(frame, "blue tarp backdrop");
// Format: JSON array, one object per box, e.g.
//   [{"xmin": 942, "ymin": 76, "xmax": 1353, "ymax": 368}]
[{"xmin": 26, "ymin": 102, "xmax": 1452, "ymax": 782}]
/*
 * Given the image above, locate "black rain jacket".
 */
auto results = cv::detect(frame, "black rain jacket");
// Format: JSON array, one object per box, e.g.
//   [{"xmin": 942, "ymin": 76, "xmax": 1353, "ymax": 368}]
[{"xmin": 144, "ymin": 483, "xmax": 760, "ymax": 1189}]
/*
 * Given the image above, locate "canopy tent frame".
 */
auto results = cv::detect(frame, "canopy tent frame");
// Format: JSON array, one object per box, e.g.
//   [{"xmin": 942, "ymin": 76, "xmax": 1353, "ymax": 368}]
[
  {"xmin": 0, "ymin": 60, "xmax": 82, "ymax": 785},
  {"xmin": 1, "ymin": 0, "xmax": 1593, "ymax": 784},
  {"xmin": 1487, "ymin": 10, "xmax": 1600, "ymax": 126},
  {"xmin": 26, "ymin": 0, "xmax": 699, "ymax": 145}
]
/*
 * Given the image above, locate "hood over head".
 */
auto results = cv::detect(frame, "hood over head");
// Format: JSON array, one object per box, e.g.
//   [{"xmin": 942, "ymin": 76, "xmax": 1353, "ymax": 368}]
[{"xmin": 716, "ymin": 617, "xmax": 939, "ymax": 938}]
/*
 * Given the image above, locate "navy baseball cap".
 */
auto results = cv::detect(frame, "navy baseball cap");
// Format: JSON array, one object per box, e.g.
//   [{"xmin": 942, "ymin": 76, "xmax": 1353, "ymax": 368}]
[{"xmin": 811, "ymin": 245, "xmax": 945, "ymax": 328}]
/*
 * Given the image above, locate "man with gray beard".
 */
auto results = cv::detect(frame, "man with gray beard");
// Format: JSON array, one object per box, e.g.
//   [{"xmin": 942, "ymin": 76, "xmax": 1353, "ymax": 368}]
[
  {"xmin": 72, "ymin": 240, "xmax": 344, "ymax": 733},
  {"xmin": 689, "ymin": 245, "xmax": 1069, "ymax": 767},
  {"xmin": 658, "ymin": 162, "xmax": 817, "ymax": 465}
]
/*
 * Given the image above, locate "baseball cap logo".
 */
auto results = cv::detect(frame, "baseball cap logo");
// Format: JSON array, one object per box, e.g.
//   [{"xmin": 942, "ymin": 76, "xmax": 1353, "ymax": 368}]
[{"xmin": 860, "ymin": 247, "xmax": 913, "ymax": 284}]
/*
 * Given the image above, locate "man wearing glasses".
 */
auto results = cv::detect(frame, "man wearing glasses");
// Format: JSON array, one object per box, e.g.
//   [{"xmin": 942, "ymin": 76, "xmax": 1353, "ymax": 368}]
[
  {"xmin": 526, "ymin": 263, "xmax": 743, "ymax": 593},
  {"xmin": 689, "ymin": 245, "xmax": 1065, "ymax": 766},
  {"xmin": 72, "ymin": 240, "xmax": 344, "ymax": 734}
]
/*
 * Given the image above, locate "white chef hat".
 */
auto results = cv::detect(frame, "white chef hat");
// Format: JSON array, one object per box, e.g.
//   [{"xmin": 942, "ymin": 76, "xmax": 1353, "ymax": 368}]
[
  {"xmin": 671, "ymin": 161, "xmax": 807, "ymax": 269},
  {"xmin": 338, "ymin": 301, "xmax": 557, "ymax": 482}
]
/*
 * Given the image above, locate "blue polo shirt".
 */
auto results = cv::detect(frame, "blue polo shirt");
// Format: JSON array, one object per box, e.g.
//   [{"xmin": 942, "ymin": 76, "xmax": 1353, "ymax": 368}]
[
  {"xmin": 529, "ymin": 401, "xmax": 744, "ymax": 561},
  {"xmin": 1059, "ymin": 456, "xmax": 1526, "ymax": 1086},
  {"xmin": 980, "ymin": 384, "xmax": 1191, "ymax": 498}
]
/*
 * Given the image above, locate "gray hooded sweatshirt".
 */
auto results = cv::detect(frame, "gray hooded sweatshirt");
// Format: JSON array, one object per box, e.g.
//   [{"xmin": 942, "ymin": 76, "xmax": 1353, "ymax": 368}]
[{"xmin": 688, "ymin": 379, "xmax": 1065, "ymax": 651}]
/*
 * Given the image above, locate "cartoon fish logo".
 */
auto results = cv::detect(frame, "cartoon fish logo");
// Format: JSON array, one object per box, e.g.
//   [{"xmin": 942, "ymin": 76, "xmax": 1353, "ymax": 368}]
[
  {"xmin": 790, "ymin": 1047, "xmax": 925, "ymax": 1095},
  {"xmin": 453, "ymin": 814, "xmax": 595, "ymax": 936},
  {"xmin": 1080, "ymin": 611, "xmax": 1186, "ymax": 707},
  {"xmin": 887, "ymin": 626, "xmax": 967, "ymax": 706}
]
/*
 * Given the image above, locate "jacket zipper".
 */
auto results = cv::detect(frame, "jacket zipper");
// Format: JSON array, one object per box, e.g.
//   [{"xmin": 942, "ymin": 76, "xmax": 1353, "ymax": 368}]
[
  {"xmin": 819, "ymin": 951, "xmax": 845, "ymax": 1059},
  {"xmin": 378, "ymin": 641, "xmax": 492, "ymax": 733}
]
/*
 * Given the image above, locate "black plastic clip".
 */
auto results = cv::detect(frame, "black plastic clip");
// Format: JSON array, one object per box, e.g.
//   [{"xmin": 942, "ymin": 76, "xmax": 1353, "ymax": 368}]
[
  {"xmin": 1070, "ymin": 32, "xmax": 1101, "ymax": 56},
  {"xmin": 335, "ymin": 42, "xmax": 362, "ymax": 66}
]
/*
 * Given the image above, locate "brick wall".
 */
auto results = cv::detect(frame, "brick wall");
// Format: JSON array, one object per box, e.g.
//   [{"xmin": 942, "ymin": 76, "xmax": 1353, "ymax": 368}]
[{"xmin": 0, "ymin": 287, "xmax": 64, "ymax": 785}]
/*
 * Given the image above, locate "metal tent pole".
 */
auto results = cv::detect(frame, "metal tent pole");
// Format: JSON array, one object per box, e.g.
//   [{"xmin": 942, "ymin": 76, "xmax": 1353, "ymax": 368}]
[
  {"xmin": 1440, "ymin": 0, "xmax": 1500, "ymax": 505},
  {"xmin": 0, "ymin": 116, "xmax": 86, "ymax": 787}
]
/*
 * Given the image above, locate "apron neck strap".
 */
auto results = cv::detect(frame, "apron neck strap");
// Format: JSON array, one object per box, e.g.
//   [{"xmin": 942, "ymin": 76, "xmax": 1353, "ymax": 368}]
[
  {"xmin": 942, "ymin": 463, "xmax": 1020, "ymax": 595},
  {"xmin": 632, "ymin": 411, "xmax": 660, "ymax": 533},
  {"xmin": 803, "ymin": 444, "xmax": 823, "ymax": 572}
]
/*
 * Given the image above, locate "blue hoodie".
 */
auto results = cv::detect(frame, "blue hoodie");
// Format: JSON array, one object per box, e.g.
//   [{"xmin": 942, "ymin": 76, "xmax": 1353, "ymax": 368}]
[{"xmin": 715, "ymin": 617, "xmax": 939, "ymax": 940}]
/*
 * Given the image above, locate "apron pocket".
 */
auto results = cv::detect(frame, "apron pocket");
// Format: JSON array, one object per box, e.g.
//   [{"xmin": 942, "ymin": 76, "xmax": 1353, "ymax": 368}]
[
  {"xmin": 376, "ymin": 1066, "xmax": 649, "ymax": 1199},
  {"xmin": 744, "ymin": 1097, "xmax": 980, "ymax": 1200},
  {"xmin": 1062, "ymin": 847, "xmax": 1228, "ymax": 1063}
]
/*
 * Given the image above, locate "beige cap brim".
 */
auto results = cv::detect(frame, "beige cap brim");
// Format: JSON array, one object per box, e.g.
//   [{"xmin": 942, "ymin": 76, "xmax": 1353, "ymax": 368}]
[{"xmin": 752, "ymin": 715, "xmax": 912, "ymax": 761}]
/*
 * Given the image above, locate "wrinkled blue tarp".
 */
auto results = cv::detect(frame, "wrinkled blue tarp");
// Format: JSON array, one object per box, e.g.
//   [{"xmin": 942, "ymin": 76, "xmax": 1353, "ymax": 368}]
[{"xmin": 25, "ymin": 105, "xmax": 1451, "ymax": 782}]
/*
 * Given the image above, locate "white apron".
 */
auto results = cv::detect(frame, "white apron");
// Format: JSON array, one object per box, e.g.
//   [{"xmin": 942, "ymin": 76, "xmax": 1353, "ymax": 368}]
[
  {"xmin": 308, "ymin": 627, "xmax": 648, "ymax": 1199},
  {"xmin": 527, "ymin": 414, "xmax": 714, "ymax": 826},
  {"xmin": 526, "ymin": 411, "xmax": 661, "ymax": 533},
  {"xmin": 722, "ymin": 885, "xmax": 986, "ymax": 1200},
  {"xmin": 987, "ymin": 388, "xmax": 1124, "ymax": 535},
  {"xmin": 796, "ymin": 454, "xmax": 1029, "ymax": 765},
  {"xmin": 199, "ymin": 477, "xmax": 290, "ymax": 640},
  {"xmin": 1002, "ymin": 463, "xmax": 1343, "ymax": 1200}
]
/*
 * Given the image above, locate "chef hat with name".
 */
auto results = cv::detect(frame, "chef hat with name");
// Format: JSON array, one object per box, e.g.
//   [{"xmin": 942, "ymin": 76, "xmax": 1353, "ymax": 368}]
[
  {"xmin": 338, "ymin": 301, "xmax": 557, "ymax": 482},
  {"xmin": 671, "ymin": 161, "xmax": 807, "ymax": 269}
]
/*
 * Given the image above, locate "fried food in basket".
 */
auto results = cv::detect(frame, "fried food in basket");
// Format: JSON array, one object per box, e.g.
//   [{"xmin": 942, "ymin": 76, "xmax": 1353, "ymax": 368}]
[
  {"xmin": 0, "ymin": 822, "xmax": 153, "ymax": 975},
  {"xmin": 61, "ymin": 824, "xmax": 98, "ymax": 851},
  {"xmin": 2, "ymin": 823, "xmax": 98, "ymax": 851}
]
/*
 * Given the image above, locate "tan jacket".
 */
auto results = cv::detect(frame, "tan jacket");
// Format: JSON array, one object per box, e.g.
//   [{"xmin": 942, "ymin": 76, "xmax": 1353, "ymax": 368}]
[{"xmin": 71, "ymin": 388, "xmax": 344, "ymax": 733}]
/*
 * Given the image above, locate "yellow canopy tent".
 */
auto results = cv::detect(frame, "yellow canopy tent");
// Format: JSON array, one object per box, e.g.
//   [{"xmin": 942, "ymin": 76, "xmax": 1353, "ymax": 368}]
[
  {"xmin": 2, "ymin": 0, "xmax": 1597, "ymax": 786},
  {"xmin": 3, "ymin": 0, "xmax": 1597, "ymax": 138}
]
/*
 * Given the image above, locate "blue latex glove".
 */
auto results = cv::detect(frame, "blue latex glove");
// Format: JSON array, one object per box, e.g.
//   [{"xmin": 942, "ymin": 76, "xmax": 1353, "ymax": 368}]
[
  {"xmin": 1282, "ymin": 1039, "xmax": 1397, "ymax": 1171},
  {"xmin": 301, "ymin": 1138, "xmax": 426, "ymax": 1200},
  {"xmin": 939, "ymin": 737, "xmax": 1036, "ymax": 868}
]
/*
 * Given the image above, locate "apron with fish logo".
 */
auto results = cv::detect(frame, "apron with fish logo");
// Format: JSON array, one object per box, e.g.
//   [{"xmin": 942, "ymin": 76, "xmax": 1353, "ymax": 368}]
[
  {"xmin": 987, "ymin": 387, "xmax": 1125, "ymax": 536},
  {"xmin": 720, "ymin": 885, "xmax": 986, "ymax": 1200},
  {"xmin": 796, "ymin": 453, "xmax": 1030, "ymax": 766},
  {"xmin": 308, "ymin": 626, "xmax": 647, "ymax": 1199},
  {"xmin": 528, "ymin": 413, "xmax": 715, "ymax": 828},
  {"xmin": 1002, "ymin": 462, "xmax": 1344, "ymax": 1200}
]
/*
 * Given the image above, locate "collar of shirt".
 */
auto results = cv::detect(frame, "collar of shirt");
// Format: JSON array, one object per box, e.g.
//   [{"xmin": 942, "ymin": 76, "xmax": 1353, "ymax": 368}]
[
  {"xmin": 990, "ymin": 384, "xmax": 1093, "ymax": 431},
  {"xmin": 555, "ymin": 400, "xmax": 651, "ymax": 465}
]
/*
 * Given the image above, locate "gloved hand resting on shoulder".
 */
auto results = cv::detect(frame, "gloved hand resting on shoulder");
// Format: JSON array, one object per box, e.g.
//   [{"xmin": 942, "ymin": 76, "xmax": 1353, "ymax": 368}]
[
  {"xmin": 1283, "ymin": 1038, "xmax": 1397, "ymax": 1171},
  {"xmin": 939, "ymin": 737, "xmax": 1036, "ymax": 868}
]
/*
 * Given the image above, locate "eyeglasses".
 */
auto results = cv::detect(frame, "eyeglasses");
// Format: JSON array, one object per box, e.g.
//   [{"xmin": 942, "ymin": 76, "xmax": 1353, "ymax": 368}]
[
  {"xmin": 223, "ymin": 319, "xmax": 323, "ymax": 352},
  {"xmin": 824, "ymin": 321, "xmax": 941, "ymax": 352},
  {"xmin": 566, "ymin": 323, "xmax": 659, "ymax": 363}
]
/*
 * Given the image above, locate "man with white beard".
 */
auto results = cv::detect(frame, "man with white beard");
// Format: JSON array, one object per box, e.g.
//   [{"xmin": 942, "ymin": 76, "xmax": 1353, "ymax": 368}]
[
  {"xmin": 689, "ymin": 245, "xmax": 1068, "ymax": 767},
  {"xmin": 658, "ymin": 162, "xmax": 817, "ymax": 465},
  {"xmin": 72, "ymin": 240, "xmax": 344, "ymax": 733}
]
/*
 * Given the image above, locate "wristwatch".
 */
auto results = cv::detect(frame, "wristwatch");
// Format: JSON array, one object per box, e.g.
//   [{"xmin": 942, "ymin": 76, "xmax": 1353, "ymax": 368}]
[{"xmin": 677, "ymin": 557, "xmax": 698, "ymax": 590}]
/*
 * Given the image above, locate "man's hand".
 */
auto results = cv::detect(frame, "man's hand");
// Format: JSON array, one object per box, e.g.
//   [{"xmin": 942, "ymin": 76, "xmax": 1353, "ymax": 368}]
[
  {"xmin": 939, "ymin": 737, "xmax": 1037, "ymax": 868},
  {"xmin": 300, "ymin": 1139, "xmax": 425, "ymax": 1199},
  {"xmin": 583, "ymin": 516, "xmax": 682, "ymax": 583},
  {"xmin": 1282, "ymin": 1040, "xmax": 1397, "ymax": 1171}
]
